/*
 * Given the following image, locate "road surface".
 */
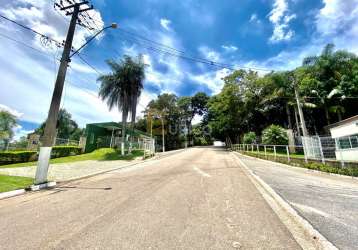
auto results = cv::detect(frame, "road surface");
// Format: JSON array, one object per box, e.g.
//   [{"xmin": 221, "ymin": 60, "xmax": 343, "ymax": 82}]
[
  {"xmin": 235, "ymin": 152, "xmax": 358, "ymax": 250},
  {"xmin": 0, "ymin": 147, "xmax": 300, "ymax": 250}
]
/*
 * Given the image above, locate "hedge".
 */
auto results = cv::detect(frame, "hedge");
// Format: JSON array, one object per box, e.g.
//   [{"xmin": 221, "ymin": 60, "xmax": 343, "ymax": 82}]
[
  {"xmin": 51, "ymin": 146, "xmax": 82, "ymax": 158},
  {"xmin": 0, "ymin": 146, "xmax": 82, "ymax": 165},
  {"xmin": 0, "ymin": 151, "xmax": 37, "ymax": 165}
]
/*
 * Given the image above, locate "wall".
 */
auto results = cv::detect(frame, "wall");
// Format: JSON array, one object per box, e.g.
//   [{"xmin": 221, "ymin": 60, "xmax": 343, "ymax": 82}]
[
  {"xmin": 335, "ymin": 149, "xmax": 358, "ymax": 161},
  {"xmin": 330, "ymin": 121, "xmax": 358, "ymax": 138}
]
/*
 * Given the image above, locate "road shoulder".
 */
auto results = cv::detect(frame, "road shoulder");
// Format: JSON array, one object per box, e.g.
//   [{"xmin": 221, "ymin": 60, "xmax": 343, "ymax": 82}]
[{"xmin": 231, "ymin": 152, "xmax": 338, "ymax": 250}]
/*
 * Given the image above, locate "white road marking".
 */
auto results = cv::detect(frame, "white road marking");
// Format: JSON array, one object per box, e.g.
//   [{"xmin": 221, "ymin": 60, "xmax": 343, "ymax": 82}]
[
  {"xmin": 290, "ymin": 202, "xmax": 331, "ymax": 218},
  {"xmin": 193, "ymin": 167, "xmax": 211, "ymax": 178}
]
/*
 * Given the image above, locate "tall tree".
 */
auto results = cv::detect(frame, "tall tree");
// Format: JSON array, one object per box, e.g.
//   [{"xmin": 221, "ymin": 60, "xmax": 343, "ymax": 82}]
[
  {"xmin": 98, "ymin": 55, "xmax": 145, "ymax": 155},
  {"xmin": 0, "ymin": 110, "xmax": 17, "ymax": 150}
]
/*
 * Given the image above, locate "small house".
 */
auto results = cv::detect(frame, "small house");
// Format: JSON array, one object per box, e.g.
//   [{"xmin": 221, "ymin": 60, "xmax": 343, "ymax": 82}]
[
  {"xmin": 327, "ymin": 115, "xmax": 358, "ymax": 161},
  {"xmin": 84, "ymin": 122, "xmax": 151, "ymax": 153}
]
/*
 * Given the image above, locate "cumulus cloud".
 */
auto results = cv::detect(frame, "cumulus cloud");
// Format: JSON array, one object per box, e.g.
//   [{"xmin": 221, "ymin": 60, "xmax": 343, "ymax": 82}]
[
  {"xmin": 268, "ymin": 0, "xmax": 296, "ymax": 42},
  {"xmin": 160, "ymin": 18, "xmax": 171, "ymax": 31},
  {"xmin": 315, "ymin": 0, "xmax": 358, "ymax": 53}
]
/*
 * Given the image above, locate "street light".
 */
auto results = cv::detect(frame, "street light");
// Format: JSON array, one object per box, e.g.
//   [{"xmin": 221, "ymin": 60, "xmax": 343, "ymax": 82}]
[{"xmin": 70, "ymin": 23, "xmax": 118, "ymax": 58}]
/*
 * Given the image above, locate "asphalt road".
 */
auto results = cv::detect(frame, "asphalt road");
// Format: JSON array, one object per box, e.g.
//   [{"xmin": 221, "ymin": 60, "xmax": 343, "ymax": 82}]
[
  {"xmin": 235, "ymin": 153, "xmax": 358, "ymax": 250},
  {"xmin": 0, "ymin": 147, "xmax": 300, "ymax": 250}
]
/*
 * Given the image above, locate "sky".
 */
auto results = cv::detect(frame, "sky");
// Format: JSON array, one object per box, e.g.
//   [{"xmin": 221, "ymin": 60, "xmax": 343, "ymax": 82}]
[{"xmin": 0, "ymin": 0, "xmax": 358, "ymax": 140}]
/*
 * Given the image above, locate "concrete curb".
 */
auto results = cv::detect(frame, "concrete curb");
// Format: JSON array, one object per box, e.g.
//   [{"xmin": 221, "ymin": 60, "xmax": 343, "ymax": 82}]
[
  {"xmin": 30, "ymin": 181, "xmax": 57, "ymax": 191},
  {"xmin": 236, "ymin": 150, "xmax": 358, "ymax": 181},
  {"xmin": 0, "ymin": 189, "xmax": 26, "ymax": 200},
  {"xmin": 0, "ymin": 181, "xmax": 57, "ymax": 201},
  {"xmin": 232, "ymin": 152, "xmax": 338, "ymax": 250}
]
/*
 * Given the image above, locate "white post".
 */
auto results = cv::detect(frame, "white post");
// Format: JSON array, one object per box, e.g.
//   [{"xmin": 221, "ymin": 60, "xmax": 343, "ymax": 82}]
[
  {"xmin": 286, "ymin": 145, "xmax": 290, "ymax": 162},
  {"xmin": 317, "ymin": 136, "xmax": 325, "ymax": 164},
  {"xmin": 264, "ymin": 145, "xmax": 267, "ymax": 158},
  {"xmin": 251, "ymin": 144, "xmax": 254, "ymax": 153},
  {"xmin": 256, "ymin": 144, "xmax": 259, "ymax": 156},
  {"xmin": 110, "ymin": 127, "xmax": 114, "ymax": 148},
  {"xmin": 274, "ymin": 146, "xmax": 277, "ymax": 161}
]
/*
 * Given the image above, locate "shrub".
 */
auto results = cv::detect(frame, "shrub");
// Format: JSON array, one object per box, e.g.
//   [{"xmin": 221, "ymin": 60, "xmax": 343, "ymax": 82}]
[
  {"xmin": 243, "ymin": 132, "xmax": 256, "ymax": 144},
  {"xmin": 0, "ymin": 151, "xmax": 37, "ymax": 165},
  {"xmin": 261, "ymin": 125, "xmax": 288, "ymax": 145},
  {"xmin": 51, "ymin": 146, "xmax": 82, "ymax": 158}
]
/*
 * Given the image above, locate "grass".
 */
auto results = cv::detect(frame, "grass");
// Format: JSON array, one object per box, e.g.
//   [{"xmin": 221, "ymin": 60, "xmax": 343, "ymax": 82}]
[
  {"xmin": 0, "ymin": 175, "xmax": 33, "ymax": 193},
  {"xmin": 0, "ymin": 148, "xmax": 144, "ymax": 169}
]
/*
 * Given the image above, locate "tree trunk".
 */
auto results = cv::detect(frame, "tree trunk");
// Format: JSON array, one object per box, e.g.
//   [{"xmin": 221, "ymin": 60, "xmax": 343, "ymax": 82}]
[
  {"xmin": 286, "ymin": 103, "xmax": 292, "ymax": 129},
  {"xmin": 324, "ymin": 104, "xmax": 330, "ymax": 125},
  {"xmin": 337, "ymin": 109, "xmax": 342, "ymax": 121},
  {"xmin": 121, "ymin": 111, "xmax": 128, "ymax": 156},
  {"xmin": 294, "ymin": 106, "xmax": 301, "ymax": 137}
]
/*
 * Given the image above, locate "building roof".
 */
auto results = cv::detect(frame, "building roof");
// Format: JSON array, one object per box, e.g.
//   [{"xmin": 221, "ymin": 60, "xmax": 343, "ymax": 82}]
[
  {"xmin": 86, "ymin": 122, "xmax": 152, "ymax": 138},
  {"xmin": 325, "ymin": 115, "xmax": 358, "ymax": 130}
]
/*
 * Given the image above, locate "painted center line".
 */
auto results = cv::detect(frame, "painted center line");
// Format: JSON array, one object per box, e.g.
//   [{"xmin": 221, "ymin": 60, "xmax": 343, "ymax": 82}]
[{"xmin": 193, "ymin": 166, "xmax": 211, "ymax": 178}]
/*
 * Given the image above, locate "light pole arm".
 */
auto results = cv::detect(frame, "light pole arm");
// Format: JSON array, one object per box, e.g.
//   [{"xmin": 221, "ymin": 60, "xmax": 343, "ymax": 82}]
[{"xmin": 70, "ymin": 23, "xmax": 117, "ymax": 58}]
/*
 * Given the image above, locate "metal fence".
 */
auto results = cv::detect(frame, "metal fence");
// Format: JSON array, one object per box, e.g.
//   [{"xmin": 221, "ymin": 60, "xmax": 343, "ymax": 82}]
[{"xmin": 232, "ymin": 135, "xmax": 358, "ymax": 167}]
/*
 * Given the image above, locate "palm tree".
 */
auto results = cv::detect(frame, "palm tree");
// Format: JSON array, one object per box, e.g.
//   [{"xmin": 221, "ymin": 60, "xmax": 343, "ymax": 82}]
[{"xmin": 98, "ymin": 55, "xmax": 145, "ymax": 155}]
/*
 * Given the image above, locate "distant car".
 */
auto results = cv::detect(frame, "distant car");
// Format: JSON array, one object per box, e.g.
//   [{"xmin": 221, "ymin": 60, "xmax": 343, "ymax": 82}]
[{"xmin": 213, "ymin": 141, "xmax": 225, "ymax": 147}]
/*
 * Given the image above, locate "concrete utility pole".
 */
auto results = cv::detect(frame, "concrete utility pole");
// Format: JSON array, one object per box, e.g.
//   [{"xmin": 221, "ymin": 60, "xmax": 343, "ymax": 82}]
[
  {"xmin": 293, "ymin": 81, "xmax": 309, "ymax": 138},
  {"xmin": 35, "ymin": 1, "xmax": 92, "ymax": 184}
]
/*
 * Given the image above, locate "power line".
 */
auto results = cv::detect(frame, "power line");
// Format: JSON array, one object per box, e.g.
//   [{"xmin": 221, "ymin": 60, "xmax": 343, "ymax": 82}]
[{"xmin": 115, "ymin": 29, "xmax": 272, "ymax": 72}]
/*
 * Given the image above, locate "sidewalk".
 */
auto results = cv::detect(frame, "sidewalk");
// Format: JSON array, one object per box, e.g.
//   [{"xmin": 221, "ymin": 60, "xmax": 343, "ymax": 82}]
[{"xmin": 0, "ymin": 159, "xmax": 142, "ymax": 182}]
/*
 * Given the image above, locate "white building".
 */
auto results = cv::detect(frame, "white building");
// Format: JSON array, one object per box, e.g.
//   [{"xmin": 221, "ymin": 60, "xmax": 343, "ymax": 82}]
[{"xmin": 327, "ymin": 115, "xmax": 358, "ymax": 161}]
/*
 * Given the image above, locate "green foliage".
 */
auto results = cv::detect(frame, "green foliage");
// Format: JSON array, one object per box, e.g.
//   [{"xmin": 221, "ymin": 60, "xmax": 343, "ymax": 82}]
[
  {"xmin": 206, "ymin": 44, "xmax": 358, "ymax": 140},
  {"xmin": 261, "ymin": 125, "xmax": 288, "ymax": 145},
  {"xmin": 35, "ymin": 109, "xmax": 84, "ymax": 140},
  {"xmin": 243, "ymin": 132, "xmax": 256, "ymax": 144},
  {"xmin": 0, "ymin": 146, "xmax": 82, "ymax": 165},
  {"xmin": 0, "ymin": 110, "xmax": 17, "ymax": 149},
  {"xmin": 51, "ymin": 146, "xmax": 82, "ymax": 158},
  {"xmin": 0, "ymin": 151, "xmax": 37, "ymax": 165},
  {"xmin": 0, "ymin": 148, "xmax": 144, "ymax": 168}
]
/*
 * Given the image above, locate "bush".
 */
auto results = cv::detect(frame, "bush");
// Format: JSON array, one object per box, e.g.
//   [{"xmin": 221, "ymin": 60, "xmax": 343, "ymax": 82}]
[
  {"xmin": 243, "ymin": 132, "xmax": 256, "ymax": 144},
  {"xmin": 0, "ymin": 151, "xmax": 37, "ymax": 165},
  {"xmin": 51, "ymin": 146, "xmax": 82, "ymax": 158},
  {"xmin": 261, "ymin": 125, "xmax": 288, "ymax": 145}
]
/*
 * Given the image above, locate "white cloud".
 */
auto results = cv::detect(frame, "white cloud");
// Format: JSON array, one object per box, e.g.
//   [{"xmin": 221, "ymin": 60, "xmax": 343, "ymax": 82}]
[
  {"xmin": 249, "ymin": 13, "xmax": 261, "ymax": 24},
  {"xmin": 198, "ymin": 46, "xmax": 221, "ymax": 62},
  {"xmin": 221, "ymin": 45, "xmax": 238, "ymax": 53},
  {"xmin": 160, "ymin": 18, "xmax": 171, "ymax": 31},
  {"xmin": 0, "ymin": 104, "xmax": 24, "ymax": 118},
  {"xmin": 0, "ymin": 0, "xmax": 104, "ymax": 49},
  {"xmin": 268, "ymin": 0, "xmax": 296, "ymax": 42},
  {"xmin": 315, "ymin": 0, "xmax": 358, "ymax": 54},
  {"xmin": 189, "ymin": 68, "xmax": 231, "ymax": 95}
]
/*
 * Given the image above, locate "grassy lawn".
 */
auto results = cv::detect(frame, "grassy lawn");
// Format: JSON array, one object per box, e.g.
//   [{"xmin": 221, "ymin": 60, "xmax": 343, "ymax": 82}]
[
  {"xmin": 0, "ymin": 175, "xmax": 33, "ymax": 193},
  {"xmin": 0, "ymin": 148, "xmax": 144, "ymax": 169}
]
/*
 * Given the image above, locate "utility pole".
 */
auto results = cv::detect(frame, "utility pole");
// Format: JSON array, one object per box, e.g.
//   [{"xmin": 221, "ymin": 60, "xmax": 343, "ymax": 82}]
[
  {"xmin": 35, "ymin": 1, "xmax": 92, "ymax": 184},
  {"xmin": 293, "ymin": 79, "xmax": 309, "ymax": 138}
]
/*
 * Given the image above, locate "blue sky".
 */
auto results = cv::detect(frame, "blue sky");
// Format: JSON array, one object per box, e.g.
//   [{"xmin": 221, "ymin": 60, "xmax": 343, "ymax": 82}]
[{"xmin": 0, "ymin": 0, "xmax": 358, "ymax": 139}]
